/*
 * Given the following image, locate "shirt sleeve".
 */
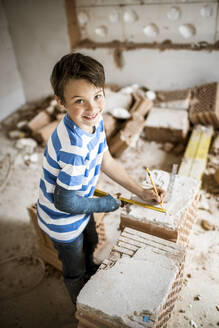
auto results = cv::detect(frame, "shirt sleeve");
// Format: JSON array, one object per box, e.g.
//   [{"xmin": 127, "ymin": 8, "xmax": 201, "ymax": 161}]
[{"xmin": 56, "ymin": 150, "xmax": 86, "ymax": 190}]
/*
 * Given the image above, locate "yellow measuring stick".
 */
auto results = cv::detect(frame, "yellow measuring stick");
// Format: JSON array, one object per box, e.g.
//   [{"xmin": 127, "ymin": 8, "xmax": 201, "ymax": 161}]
[{"xmin": 94, "ymin": 188, "xmax": 167, "ymax": 213}]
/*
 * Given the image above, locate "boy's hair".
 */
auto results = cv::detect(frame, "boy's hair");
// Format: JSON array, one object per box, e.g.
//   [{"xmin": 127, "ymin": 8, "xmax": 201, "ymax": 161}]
[{"xmin": 50, "ymin": 52, "xmax": 105, "ymax": 104}]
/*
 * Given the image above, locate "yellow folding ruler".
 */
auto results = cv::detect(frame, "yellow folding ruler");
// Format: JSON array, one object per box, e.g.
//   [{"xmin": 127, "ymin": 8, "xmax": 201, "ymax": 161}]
[{"xmin": 94, "ymin": 188, "xmax": 166, "ymax": 213}]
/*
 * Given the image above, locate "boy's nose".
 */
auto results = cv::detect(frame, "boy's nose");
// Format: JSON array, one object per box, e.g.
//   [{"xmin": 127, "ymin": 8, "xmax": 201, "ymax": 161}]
[{"xmin": 87, "ymin": 102, "xmax": 96, "ymax": 112}]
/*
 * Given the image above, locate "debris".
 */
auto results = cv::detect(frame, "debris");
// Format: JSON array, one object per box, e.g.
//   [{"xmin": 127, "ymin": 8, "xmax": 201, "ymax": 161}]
[
  {"xmin": 173, "ymin": 143, "xmax": 185, "ymax": 155},
  {"xmin": 15, "ymin": 138, "xmax": 37, "ymax": 154},
  {"xmin": 8, "ymin": 130, "xmax": 26, "ymax": 139},
  {"xmin": 194, "ymin": 295, "xmax": 201, "ymax": 301},
  {"xmin": 214, "ymin": 169, "xmax": 219, "ymax": 184},
  {"xmin": 0, "ymin": 154, "xmax": 12, "ymax": 191},
  {"xmin": 211, "ymin": 133, "xmax": 219, "ymax": 155},
  {"xmin": 104, "ymin": 87, "xmax": 133, "ymax": 113},
  {"xmin": 103, "ymin": 113, "xmax": 118, "ymax": 140},
  {"xmin": 190, "ymin": 319, "xmax": 198, "ymax": 328},
  {"xmin": 16, "ymin": 120, "xmax": 28, "ymax": 129},
  {"xmin": 163, "ymin": 142, "xmax": 174, "ymax": 152},
  {"xmin": 216, "ymin": 306, "xmax": 219, "ymax": 311},
  {"xmin": 109, "ymin": 93, "xmax": 152, "ymax": 158},
  {"xmin": 187, "ymin": 273, "xmax": 192, "ymax": 278},
  {"xmin": 27, "ymin": 111, "xmax": 52, "ymax": 133},
  {"xmin": 198, "ymin": 194, "xmax": 210, "ymax": 211},
  {"xmin": 33, "ymin": 120, "xmax": 59, "ymax": 145},
  {"xmin": 145, "ymin": 90, "xmax": 156, "ymax": 101},
  {"xmin": 110, "ymin": 107, "xmax": 131, "ymax": 119},
  {"xmin": 201, "ymin": 220, "xmax": 216, "ymax": 231}
]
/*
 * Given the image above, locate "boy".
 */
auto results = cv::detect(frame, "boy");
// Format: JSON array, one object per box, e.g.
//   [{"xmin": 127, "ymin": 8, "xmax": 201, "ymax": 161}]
[{"xmin": 37, "ymin": 52, "xmax": 166, "ymax": 307}]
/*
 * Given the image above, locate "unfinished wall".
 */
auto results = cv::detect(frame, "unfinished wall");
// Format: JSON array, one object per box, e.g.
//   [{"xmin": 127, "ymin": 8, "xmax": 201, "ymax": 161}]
[
  {"xmin": 73, "ymin": 0, "xmax": 219, "ymax": 90},
  {"xmin": 0, "ymin": 0, "xmax": 25, "ymax": 121}
]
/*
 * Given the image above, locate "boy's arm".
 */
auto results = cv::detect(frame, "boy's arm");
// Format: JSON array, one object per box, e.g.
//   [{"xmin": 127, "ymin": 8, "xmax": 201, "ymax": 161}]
[
  {"xmin": 101, "ymin": 150, "xmax": 166, "ymax": 203},
  {"xmin": 54, "ymin": 184, "xmax": 120, "ymax": 214}
]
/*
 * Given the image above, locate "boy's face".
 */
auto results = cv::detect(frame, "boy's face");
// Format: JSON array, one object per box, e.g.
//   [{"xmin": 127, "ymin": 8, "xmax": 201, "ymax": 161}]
[{"xmin": 57, "ymin": 79, "xmax": 105, "ymax": 134}]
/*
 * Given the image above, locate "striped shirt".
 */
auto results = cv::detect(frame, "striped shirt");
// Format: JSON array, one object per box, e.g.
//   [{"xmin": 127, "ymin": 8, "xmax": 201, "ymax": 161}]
[{"xmin": 37, "ymin": 114, "xmax": 108, "ymax": 243}]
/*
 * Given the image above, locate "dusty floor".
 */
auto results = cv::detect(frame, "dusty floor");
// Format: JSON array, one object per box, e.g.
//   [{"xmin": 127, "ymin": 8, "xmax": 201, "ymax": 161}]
[{"xmin": 0, "ymin": 127, "xmax": 218, "ymax": 328}]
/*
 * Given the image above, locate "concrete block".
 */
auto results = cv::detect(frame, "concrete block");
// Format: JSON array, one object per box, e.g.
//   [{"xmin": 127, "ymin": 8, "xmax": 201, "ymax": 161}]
[
  {"xmin": 144, "ymin": 107, "xmax": 190, "ymax": 143},
  {"xmin": 120, "ymin": 170, "xmax": 200, "ymax": 246},
  {"xmin": 76, "ymin": 227, "xmax": 185, "ymax": 328}
]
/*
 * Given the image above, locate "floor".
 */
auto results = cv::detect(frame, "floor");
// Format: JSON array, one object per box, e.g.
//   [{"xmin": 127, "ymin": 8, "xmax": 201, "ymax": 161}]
[{"xmin": 0, "ymin": 124, "xmax": 218, "ymax": 328}]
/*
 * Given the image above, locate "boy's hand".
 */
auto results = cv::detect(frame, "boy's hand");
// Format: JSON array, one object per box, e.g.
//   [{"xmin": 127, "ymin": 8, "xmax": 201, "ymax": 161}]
[{"xmin": 139, "ymin": 187, "xmax": 167, "ymax": 204}]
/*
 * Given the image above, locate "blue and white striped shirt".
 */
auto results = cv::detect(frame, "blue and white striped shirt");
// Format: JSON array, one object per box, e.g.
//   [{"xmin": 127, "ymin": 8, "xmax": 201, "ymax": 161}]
[{"xmin": 37, "ymin": 114, "xmax": 108, "ymax": 243}]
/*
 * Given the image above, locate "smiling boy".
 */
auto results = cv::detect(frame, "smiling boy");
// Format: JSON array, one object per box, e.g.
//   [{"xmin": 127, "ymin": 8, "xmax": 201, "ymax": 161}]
[{"xmin": 37, "ymin": 53, "xmax": 166, "ymax": 308}]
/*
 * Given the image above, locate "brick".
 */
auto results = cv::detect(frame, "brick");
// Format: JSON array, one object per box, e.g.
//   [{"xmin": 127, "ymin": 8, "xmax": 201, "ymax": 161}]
[
  {"xmin": 189, "ymin": 82, "xmax": 219, "ymax": 128},
  {"xmin": 120, "ymin": 170, "xmax": 200, "ymax": 247},
  {"xmin": 33, "ymin": 120, "xmax": 59, "ymax": 144},
  {"xmin": 27, "ymin": 111, "xmax": 52, "ymax": 132},
  {"xmin": 144, "ymin": 107, "xmax": 190, "ymax": 143},
  {"xmin": 103, "ymin": 113, "xmax": 118, "ymax": 140},
  {"xmin": 108, "ymin": 94, "xmax": 152, "ymax": 158},
  {"xmin": 76, "ymin": 227, "xmax": 185, "ymax": 328}
]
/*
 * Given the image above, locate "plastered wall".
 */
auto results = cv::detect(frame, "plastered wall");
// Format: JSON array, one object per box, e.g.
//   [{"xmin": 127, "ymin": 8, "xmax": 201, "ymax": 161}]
[
  {"xmin": 1, "ymin": 0, "xmax": 219, "ymax": 120},
  {"xmin": 0, "ymin": 0, "xmax": 25, "ymax": 121}
]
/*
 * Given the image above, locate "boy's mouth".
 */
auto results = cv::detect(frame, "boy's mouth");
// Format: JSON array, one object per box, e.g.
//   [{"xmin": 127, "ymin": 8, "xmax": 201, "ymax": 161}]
[{"xmin": 83, "ymin": 113, "xmax": 98, "ymax": 120}]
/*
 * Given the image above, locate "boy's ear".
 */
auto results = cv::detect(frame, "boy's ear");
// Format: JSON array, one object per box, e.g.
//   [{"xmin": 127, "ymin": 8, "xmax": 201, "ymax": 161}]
[{"xmin": 55, "ymin": 96, "xmax": 65, "ymax": 110}]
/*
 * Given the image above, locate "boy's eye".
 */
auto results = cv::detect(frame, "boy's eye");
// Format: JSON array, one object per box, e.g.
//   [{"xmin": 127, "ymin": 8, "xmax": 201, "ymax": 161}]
[
  {"xmin": 75, "ymin": 99, "xmax": 84, "ymax": 104},
  {"xmin": 95, "ymin": 94, "xmax": 103, "ymax": 100}
]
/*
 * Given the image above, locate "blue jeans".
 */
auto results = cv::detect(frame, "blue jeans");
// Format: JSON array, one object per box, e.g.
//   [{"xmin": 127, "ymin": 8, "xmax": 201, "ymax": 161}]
[{"xmin": 52, "ymin": 215, "xmax": 98, "ymax": 304}]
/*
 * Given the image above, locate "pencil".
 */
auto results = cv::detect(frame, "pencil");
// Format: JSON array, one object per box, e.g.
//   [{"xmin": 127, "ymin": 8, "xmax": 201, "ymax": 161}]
[{"xmin": 145, "ymin": 167, "xmax": 163, "ymax": 207}]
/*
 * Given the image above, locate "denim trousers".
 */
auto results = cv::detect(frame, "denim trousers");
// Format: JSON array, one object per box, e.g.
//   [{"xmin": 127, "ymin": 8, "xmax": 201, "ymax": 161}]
[{"xmin": 52, "ymin": 214, "xmax": 98, "ymax": 304}]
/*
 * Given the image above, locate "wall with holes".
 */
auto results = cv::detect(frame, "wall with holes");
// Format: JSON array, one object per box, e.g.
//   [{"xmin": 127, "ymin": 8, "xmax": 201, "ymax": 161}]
[
  {"xmin": 75, "ymin": 0, "xmax": 219, "ymax": 44},
  {"xmin": 1, "ymin": 0, "xmax": 219, "ymax": 116}
]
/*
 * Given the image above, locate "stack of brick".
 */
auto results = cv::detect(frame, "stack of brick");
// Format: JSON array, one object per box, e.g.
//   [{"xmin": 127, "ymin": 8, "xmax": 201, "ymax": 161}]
[
  {"xmin": 144, "ymin": 107, "xmax": 190, "ymax": 144},
  {"xmin": 189, "ymin": 82, "xmax": 219, "ymax": 128},
  {"xmin": 109, "ymin": 93, "xmax": 152, "ymax": 157},
  {"xmin": 120, "ymin": 170, "xmax": 200, "ymax": 247},
  {"xmin": 178, "ymin": 124, "xmax": 213, "ymax": 180},
  {"xmin": 76, "ymin": 227, "xmax": 185, "ymax": 328},
  {"xmin": 27, "ymin": 204, "xmax": 106, "ymax": 271}
]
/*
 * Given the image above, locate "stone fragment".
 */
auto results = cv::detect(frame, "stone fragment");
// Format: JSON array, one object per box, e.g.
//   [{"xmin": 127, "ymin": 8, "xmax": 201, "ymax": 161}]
[{"xmin": 201, "ymin": 220, "xmax": 215, "ymax": 231}]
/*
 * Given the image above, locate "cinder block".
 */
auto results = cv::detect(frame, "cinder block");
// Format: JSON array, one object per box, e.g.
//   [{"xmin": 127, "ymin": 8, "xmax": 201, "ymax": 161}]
[
  {"xmin": 144, "ymin": 107, "xmax": 190, "ymax": 143},
  {"xmin": 120, "ymin": 170, "xmax": 200, "ymax": 247},
  {"xmin": 189, "ymin": 82, "xmax": 219, "ymax": 128},
  {"xmin": 76, "ymin": 227, "xmax": 185, "ymax": 328}
]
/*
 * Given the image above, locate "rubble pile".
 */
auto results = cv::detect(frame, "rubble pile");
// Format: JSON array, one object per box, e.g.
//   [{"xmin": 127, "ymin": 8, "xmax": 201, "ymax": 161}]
[{"xmin": 2, "ymin": 81, "xmax": 219, "ymax": 160}]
